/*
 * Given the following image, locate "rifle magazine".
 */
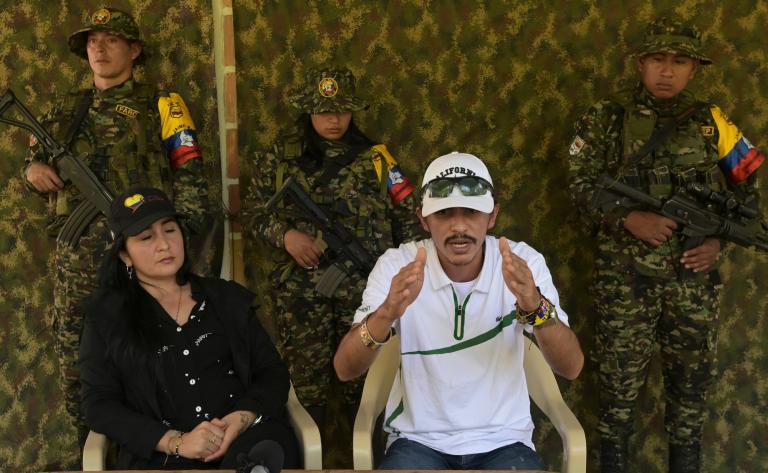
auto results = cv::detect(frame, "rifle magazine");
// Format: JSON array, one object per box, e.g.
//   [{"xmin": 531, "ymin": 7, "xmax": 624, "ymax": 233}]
[
  {"xmin": 56, "ymin": 200, "xmax": 100, "ymax": 248},
  {"xmin": 315, "ymin": 263, "xmax": 348, "ymax": 298}
]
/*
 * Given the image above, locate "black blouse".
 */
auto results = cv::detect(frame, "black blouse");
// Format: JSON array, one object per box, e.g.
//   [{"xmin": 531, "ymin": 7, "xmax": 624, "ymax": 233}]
[
  {"xmin": 146, "ymin": 280, "xmax": 246, "ymax": 432},
  {"xmin": 81, "ymin": 275, "xmax": 291, "ymax": 468}
]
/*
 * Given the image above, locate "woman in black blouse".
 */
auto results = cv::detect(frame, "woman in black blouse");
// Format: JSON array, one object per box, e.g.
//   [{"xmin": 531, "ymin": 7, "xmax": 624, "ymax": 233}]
[{"xmin": 80, "ymin": 185, "xmax": 299, "ymax": 469}]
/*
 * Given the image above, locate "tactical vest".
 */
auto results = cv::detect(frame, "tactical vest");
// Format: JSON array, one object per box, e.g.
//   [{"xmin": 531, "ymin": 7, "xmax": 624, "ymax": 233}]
[
  {"xmin": 52, "ymin": 83, "xmax": 173, "ymax": 221},
  {"xmin": 614, "ymin": 89, "xmax": 726, "ymax": 198},
  {"xmin": 603, "ymin": 89, "xmax": 727, "ymax": 280},
  {"xmin": 272, "ymin": 131, "xmax": 396, "ymax": 284}
]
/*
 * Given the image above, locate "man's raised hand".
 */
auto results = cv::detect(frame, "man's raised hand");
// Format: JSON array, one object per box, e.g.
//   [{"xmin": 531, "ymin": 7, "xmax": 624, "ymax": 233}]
[
  {"xmin": 499, "ymin": 237, "xmax": 540, "ymax": 312},
  {"xmin": 378, "ymin": 246, "xmax": 426, "ymax": 322}
]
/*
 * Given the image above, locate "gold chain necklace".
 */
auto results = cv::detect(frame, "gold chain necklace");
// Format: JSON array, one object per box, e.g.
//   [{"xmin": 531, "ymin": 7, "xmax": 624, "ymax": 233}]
[{"xmin": 173, "ymin": 284, "xmax": 183, "ymax": 323}]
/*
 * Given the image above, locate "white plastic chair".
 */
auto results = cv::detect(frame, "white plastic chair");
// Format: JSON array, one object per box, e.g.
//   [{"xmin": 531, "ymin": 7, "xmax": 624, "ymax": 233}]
[
  {"xmin": 352, "ymin": 334, "xmax": 587, "ymax": 473},
  {"xmin": 83, "ymin": 384, "xmax": 322, "ymax": 470}
]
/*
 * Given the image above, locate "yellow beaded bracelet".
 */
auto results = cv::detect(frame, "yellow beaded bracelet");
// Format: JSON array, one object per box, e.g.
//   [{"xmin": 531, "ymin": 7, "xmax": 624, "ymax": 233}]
[{"xmin": 516, "ymin": 288, "xmax": 556, "ymax": 327}]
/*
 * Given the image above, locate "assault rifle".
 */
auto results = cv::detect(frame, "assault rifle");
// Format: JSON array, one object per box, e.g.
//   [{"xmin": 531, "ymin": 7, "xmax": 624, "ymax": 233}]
[
  {"xmin": 595, "ymin": 173, "xmax": 768, "ymax": 258},
  {"xmin": 265, "ymin": 176, "xmax": 376, "ymax": 297},
  {"xmin": 0, "ymin": 89, "xmax": 113, "ymax": 247}
]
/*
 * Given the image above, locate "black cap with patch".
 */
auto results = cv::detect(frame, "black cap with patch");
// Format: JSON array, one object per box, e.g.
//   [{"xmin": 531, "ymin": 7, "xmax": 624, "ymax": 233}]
[{"xmin": 108, "ymin": 186, "xmax": 179, "ymax": 240}]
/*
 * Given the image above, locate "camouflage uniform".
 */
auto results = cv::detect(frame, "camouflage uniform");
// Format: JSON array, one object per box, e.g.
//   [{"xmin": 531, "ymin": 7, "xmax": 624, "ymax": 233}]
[
  {"xmin": 567, "ymin": 18, "xmax": 764, "ymax": 473},
  {"xmin": 241, "ymin": 67, "xmax": 423, "ymax": 409},
  {"xmin": 24, "ymin": 7, "xmax": 208, "ymax": 438}
]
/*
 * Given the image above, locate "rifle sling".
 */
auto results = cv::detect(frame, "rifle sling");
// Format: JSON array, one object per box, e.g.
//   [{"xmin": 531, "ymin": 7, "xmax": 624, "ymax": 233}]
[{"xmin": 63, "ymin": 89, "xmax": 93, "ymax": 149}]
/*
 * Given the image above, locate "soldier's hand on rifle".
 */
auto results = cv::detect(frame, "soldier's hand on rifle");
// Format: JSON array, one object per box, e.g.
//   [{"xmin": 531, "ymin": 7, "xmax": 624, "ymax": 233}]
[
  {"xmin": 623, "ymin": 210, "xmax": 678, "ymax": 246},
  {"xmin": 499, "ymin": 237, "xmax": 540, "ymax": 312},
  {"xmin": 377, "ymin": 247, "xmax": 426, "ymax": 322},
  {"xmin": 283, "ymin": 229, "xmax": 323, "ymax": 269},
  {"xmin": 25, "ymin": 161, "xmax": 64, "ymax": 193},
  {"xmin": 680, "ymin": 237, "xmax": 721, "ymax": 273}
]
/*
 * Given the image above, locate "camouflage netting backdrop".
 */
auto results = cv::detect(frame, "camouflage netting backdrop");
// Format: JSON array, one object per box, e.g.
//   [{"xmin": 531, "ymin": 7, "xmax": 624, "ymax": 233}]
[{"xmin": 1, "ymin": 0, "xmax": 765, "ymax": 472}]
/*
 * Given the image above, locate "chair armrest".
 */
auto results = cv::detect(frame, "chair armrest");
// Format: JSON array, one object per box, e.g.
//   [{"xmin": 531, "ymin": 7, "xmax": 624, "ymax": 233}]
[
  {"xmin": 352, "ymin": 335, "xmax": 400, "ymax": 470},
  {"xmin": 352, "ymin": 393, "xmax": 379, "ymax": 470},
  {"xmin": 82, "ymin": 430, "xmax": 108, "ymax": 471},
  {"xmin": 523, "ymin": 339, "xmax": 587, "ymax": 473},
  {"xmin": 286, "ymin": 384, "xmax": 322, "ymax": 469},
  {"xmin": 540, "ymin": 396, "xmax": 587, "ymax": 473}
]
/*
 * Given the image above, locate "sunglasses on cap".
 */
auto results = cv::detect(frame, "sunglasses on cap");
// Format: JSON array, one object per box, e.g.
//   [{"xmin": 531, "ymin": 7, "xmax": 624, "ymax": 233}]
[{"xmin": 422, "ymin": 176, "xmax": 494, "ymax": 198}]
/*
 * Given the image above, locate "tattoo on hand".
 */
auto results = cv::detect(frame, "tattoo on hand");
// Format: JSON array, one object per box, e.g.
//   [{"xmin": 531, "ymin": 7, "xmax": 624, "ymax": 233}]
[{"xmin": 239, "ymin": 412, "xmax": 251, "ymax": 432}]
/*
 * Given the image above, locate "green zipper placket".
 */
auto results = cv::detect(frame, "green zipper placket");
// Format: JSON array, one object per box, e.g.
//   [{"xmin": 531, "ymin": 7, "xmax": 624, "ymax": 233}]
[{"xmin": 451, "ymin": 286, "xmax": 472, "ymax": 340}]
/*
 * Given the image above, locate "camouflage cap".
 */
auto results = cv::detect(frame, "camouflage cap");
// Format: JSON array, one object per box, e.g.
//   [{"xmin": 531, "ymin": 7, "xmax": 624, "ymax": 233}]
[
  {"xmin": 287, "ymin": 66, "xmax": 369, "ymax": 114},
  {"xmin": 68, "ymin": 6, "xmax": 145, "ymax": 63},
  {"xmin": 634, "ymin": 17, "xmax": 711, "ymax": 65}
]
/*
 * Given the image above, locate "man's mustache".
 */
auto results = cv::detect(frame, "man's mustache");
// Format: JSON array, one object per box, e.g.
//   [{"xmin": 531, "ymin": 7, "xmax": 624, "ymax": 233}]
[{"xmin": 445, "ymin": 233, "xmax": 476, "ymax": 245}]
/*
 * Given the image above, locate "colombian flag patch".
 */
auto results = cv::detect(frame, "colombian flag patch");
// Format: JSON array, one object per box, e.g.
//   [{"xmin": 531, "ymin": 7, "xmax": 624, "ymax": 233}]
[
  {"xmin": 370, "ymin": 144, "xmax": 415, "ymax": 204},
  {"xmin": 158, "ymin": 93, "xmax": 202, "ymax": 169},
  {"xmin": 163, "ymin": 128, "xmax": 202, "ymax": 170},
  {"xmin": 711, "ymin": 106, "xmax": 765, "ymax": 185}
]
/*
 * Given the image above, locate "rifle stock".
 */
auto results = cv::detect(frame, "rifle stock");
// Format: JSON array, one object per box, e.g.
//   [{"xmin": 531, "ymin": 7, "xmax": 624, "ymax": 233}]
[
  {"xmin": 266, "ymin": 177, "xmax": 376, "ymax": 297},
  {"xmin": 0, "ymin": 89, "xmax": 114, "ymax": 247}
]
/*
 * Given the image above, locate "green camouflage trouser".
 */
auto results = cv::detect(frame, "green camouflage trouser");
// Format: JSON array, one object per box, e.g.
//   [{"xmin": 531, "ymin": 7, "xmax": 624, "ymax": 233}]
[
  {"xmin": 52, "ymin": 219, "xmax": 111, "ymax": 428},
  {"xmin": 274, "ymin": 264, "xmax": 365, "ymax": 407},
  {"xmin": 593, "ymin": 263, "xmax": 721, "ymax": 446}
]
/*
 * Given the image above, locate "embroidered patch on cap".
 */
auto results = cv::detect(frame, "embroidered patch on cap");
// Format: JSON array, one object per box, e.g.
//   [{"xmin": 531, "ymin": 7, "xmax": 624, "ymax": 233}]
[
  {"xmin": 115, "ymin": 104, "xmax": 139, "ymax": 118},
  {"xmin": 318, "ymin": 77, "xmax": 338, "ymax": 97},
  {"xmin": 701, "ymin": 125, "xmax": 715, "ymax": 137},
  {"xmin": 91, "ymin": 8, "xmax": 111, "ymax": 25},
  {"xmin": 569, "ymin": 135, "xmax": 586, "ymax": 155},
  {"xmin": 124, "ymin": 193, "xmax": 145, "ymax": 212}
]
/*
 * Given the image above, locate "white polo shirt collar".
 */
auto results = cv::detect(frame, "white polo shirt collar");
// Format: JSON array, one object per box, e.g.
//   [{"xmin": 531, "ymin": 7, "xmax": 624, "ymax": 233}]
[{"xmin": 425, "ymin": 237, "xmax": 494, "ymax": 294}]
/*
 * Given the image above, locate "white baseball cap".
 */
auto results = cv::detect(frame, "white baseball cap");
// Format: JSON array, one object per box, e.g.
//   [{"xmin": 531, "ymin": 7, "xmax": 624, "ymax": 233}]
[{"xmin": 420, "ymin": 151, "xmax": 495, "ymax": 217}]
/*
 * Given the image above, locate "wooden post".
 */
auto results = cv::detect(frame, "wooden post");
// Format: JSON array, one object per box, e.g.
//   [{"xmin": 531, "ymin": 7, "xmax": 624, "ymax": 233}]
[{"xmin": 211, "ymin": 0, "xmax": 244, "ymax": 283}]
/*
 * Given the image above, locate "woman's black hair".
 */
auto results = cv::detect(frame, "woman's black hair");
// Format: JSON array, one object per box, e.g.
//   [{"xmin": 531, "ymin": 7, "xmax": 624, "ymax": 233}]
[
  {"xmin": 89, "ymin": 219, "xmax": 193, "ymax": 370},
  {"xmin": 297, "ymin": 113, "xmax": 376, "ymax": 169}
]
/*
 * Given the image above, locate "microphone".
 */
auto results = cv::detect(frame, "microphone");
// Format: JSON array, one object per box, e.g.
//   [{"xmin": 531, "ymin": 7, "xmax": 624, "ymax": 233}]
[{"xmin": 236, "ymin": 439, "xmax": 285, "ymax": 473}]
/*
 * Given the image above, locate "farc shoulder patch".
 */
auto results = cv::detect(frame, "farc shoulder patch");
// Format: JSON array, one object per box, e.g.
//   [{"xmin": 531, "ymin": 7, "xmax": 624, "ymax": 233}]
[{"xmin": 569, "ymin": 135, "xmax": 585, "ymax": 155}]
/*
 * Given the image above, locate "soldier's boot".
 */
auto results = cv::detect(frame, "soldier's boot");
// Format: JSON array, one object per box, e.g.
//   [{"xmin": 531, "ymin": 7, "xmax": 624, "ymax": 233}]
[
  {"xmin": 600, "ymin": 437, "xmax": 628, "ymax": 473},
  {"xmin": 669, "ymin": 442, "xmax": 701, "ymax": 473}
]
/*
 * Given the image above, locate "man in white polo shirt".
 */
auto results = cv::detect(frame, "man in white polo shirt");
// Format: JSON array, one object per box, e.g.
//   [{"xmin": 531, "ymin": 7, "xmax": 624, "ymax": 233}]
[{"xmin": 334, "ymin": 151, "xmax": 584, "ymax": 470}]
